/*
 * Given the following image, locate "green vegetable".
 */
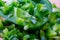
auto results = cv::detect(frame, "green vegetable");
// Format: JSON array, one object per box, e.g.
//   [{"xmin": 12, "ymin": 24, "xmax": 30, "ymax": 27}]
[
  {"xmin": 0, "ymin": 0, "xmax": 60, "ymax": 40},
  {"xmin": 0, "ymin": 20, "xmax": 4, "ymax": 29}
]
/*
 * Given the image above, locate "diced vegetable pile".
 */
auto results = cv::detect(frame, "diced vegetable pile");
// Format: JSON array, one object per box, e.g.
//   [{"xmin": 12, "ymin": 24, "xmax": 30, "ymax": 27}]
[{"xmin": 0, "ymin": 0, "xmax": 60, "ymax": 40}]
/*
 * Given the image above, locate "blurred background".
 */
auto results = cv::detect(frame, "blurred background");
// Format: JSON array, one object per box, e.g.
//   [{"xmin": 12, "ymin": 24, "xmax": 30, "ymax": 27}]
[{"xmin": 49, "ymin": 0, "xmax": 60, "ymax": 8}]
